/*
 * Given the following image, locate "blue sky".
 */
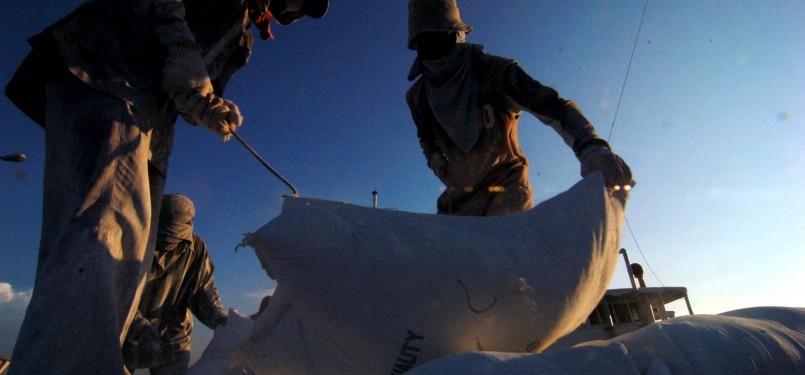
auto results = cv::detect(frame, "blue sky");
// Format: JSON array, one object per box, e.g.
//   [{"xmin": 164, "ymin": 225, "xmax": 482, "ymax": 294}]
[{"xmin": 1, "ymin": 0, "xmax": 803, "ymax": 363}]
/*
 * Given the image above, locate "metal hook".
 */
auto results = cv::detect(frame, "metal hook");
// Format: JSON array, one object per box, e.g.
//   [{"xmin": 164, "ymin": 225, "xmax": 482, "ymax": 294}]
[{"xmin": 231, "ymin": 132, "xmax": 299, "ymax": 197}]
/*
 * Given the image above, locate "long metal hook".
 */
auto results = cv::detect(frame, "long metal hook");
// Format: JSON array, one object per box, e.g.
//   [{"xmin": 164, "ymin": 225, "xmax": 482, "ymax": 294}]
[{"xmin": 231, "ymin": 132, "xmax": 299, "ymax": 197}]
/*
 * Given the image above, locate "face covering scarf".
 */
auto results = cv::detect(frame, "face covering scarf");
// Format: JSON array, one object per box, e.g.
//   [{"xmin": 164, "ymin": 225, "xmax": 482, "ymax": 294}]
[
  {"xmin": 413, "ymin": 35, "xmax": 484, "ymax": 153},
  {"xmin": 158, "ymin": 195, "xmax": 195, "ymax": 247}
]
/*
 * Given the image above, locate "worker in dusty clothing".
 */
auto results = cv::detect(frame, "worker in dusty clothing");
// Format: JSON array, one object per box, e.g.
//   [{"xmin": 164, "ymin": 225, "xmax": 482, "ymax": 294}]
[
  {"xmin": 123, "ymin": 194, "xmax": 227, "ymax": 375},
  {"xmin": 5, "ymin": 0, "xmax": 327, "ymax": 374},
  {"xmin": 406, "ymin": 0, "xmax": 633, "ymax": 216}
]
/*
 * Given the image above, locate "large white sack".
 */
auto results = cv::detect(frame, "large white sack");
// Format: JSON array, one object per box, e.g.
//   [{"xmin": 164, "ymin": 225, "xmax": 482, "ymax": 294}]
[
  {"xmin": 405, "ymin": 306, "xmax": 805, "ymax": 375},
  {"xmin": 188, "ymin": 309, "xmax": 254, "ymax": 375},
  {"xmin": 237, "ymin": 172, "xmax": 628, "ymax": 374}
]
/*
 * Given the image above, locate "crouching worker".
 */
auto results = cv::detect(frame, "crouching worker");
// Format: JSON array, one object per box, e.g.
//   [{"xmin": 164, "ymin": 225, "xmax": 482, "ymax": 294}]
[{"xmin": 123, "ymin": 194, "xmax": 227, "ymax": 375}]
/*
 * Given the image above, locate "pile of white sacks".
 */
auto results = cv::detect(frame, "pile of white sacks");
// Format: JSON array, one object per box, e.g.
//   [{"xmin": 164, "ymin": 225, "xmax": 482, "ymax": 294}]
[{"xmin": 188, "ymin": 173, "xmax": 805, "ymax": 374}]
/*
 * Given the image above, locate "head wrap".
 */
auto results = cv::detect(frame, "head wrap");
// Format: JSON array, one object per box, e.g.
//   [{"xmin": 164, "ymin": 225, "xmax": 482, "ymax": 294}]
[
  {"xmin": 158, "ymin": 194, "xmax": 196, "ymax": 246},
  {"xmin": 408, "ymin": 0, "xmax": 472, "ymax": 50}
]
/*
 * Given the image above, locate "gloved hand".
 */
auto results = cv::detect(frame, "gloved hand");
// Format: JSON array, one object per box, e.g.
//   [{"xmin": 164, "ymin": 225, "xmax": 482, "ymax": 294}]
[
  {"xmin": 579, "ymin": 146, "xmax": 634, "ymax": 189},
  {"xmin": 428, "ymin": 152, "xmax": 449, "ymax": 184},
  {"xmin": 161, "ymin": 43, "xmax": 242, "ymax": 140},
  {"xmin": 175, "ymin": 92, "xmax": 242, "ymax": 141},
  {"xmin": 142, "ymin": 324, "xmax": 163, "ymax": 358},
  {"xmin": 124, "ymin": 322, "xmax": 163, "ymax": 367}
]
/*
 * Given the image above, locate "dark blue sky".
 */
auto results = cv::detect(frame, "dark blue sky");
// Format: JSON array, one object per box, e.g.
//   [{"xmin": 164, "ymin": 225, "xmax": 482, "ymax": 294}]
[{"xmin": 1, "ymin": 0, "xmax": 803, "ymax": 361}]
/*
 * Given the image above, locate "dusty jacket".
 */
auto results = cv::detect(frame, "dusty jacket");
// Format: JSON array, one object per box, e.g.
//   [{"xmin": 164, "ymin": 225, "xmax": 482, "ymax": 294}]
[
  {"xmin": 407, "ymin": 47, "xmax": 604, "ymax": 216},
  {"xmin": 123, "ymin": 234, "xmax": 226, "ymax": 368},
  {"xmin": 5, "ymin": 0, "xmax": 253, "ymax": 175}
]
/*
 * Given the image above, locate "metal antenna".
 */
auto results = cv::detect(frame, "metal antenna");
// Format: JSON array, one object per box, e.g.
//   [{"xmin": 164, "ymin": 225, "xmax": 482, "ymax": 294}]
[
  {"xmin": 606, "ymin": 0, "xmax": 664, "ymax": 286},
  {"xmin": 607, "ymin": 0, "xmax": 650, "ymax": 142},
  {"xmin": 231, "ymin": 132, "xmax": 299, "ymax": 197}
]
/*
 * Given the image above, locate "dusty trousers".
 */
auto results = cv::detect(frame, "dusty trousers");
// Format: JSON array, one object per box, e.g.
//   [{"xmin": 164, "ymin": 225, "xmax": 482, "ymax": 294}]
[{"xmin": 9, "ymin": 78, "xmax": 166, "ymax": 375}]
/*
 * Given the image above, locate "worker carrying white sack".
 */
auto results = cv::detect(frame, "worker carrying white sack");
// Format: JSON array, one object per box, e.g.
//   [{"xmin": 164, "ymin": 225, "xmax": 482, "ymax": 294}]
[
  {"xmin": 406, "ymin": 0, "xmax": 633, "ymax": 216},
  {"xmin": 123, "ymin": 194, "xmax": 228, "ymax": 375},
  {"xmin": 4, "ymin": 1, "xmax": 327, "ymax": 374}
]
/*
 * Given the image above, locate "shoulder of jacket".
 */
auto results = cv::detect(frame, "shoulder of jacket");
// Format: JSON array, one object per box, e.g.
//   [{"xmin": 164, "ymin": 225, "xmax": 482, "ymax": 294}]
[
  {"xmin": 473, "ymin": 48, "xmax": 518, "ymax": 70},
  {"xmin": 473, "ymin": 50, "xmax": 517, "ymax": 94}
]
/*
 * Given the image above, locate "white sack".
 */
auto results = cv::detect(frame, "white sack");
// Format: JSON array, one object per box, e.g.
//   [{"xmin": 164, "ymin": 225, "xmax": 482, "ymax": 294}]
[
  {"xmin": 405, "ymin": 306, "xmax": 805, "ymax": 375},
  {"xmin": 238, "ymin": 172, "xmax": 628, "ymax": 374},
  {"xmin": 188, "ymin": 308, "xmax": 254, "ymax": 375}
]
